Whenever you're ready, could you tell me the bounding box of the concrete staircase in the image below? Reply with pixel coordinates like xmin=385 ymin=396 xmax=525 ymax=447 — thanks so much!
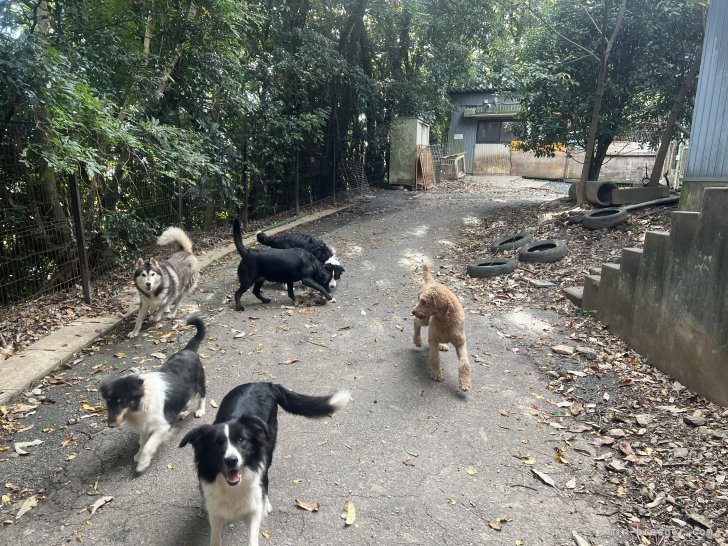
xmin=569 ymin=187 xmax=728 ymax=406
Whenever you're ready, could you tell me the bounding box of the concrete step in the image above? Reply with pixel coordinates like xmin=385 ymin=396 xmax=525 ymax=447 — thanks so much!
xmin=582 ymin=274 xmax=601 ymax=314
xmin=643 ymin=231 xmax=671 ymax=257
xmin=562 ymin=286 xmax=583 ymax=306
xmin=620 ymin=247 xmax=644 ymax=282
xmin=671 ymin=211 xmax=699 ymax=254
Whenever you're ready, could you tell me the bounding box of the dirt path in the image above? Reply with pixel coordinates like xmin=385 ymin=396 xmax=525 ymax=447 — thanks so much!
xmin=1 ymin=179 xmax=617 ymax=545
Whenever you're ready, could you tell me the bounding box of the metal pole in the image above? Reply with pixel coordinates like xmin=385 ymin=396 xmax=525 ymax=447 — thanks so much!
xmin=332 ymin=138 xmax=336 ymax=206
xmin=69 ymin=172 xmax=91 ymax=304
xmin=242 ymin=136 xmax=249 ymax=230
xmin=295 ymin=150 xmax=300 ymax=215
xmin=177 ymin=178 xmax=183 ymax=227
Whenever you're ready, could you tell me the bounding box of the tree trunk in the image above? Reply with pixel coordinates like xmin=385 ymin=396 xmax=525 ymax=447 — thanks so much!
xmin=576 ymin=0 xmax=626 ymax=207
xmin=648 ymin=41 xmax=702 ymax=187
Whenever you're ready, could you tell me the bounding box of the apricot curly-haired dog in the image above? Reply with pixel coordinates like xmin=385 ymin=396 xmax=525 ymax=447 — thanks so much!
xmin=412 ymin=264 xmax=472 ymax=392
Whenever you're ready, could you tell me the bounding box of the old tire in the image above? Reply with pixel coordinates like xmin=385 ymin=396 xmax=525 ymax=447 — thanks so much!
xmin=490 ymin=231 xmax=533 ymax=253
xmin=466 ymin=258 xmax=518 ymax=278
xmin=582 ymin=207 xmax=628 ymax=229
xmin=518 ymin=239 xmax=567 ymax=263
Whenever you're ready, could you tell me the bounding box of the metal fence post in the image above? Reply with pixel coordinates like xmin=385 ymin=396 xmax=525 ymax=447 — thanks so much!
xmin=295 ymin=150 xmax=300 ymax=215
xmin=242 ymin=136 xmax=249 ymax=230
xmin=332 ymin=139 xmax=336 ymax=206
xmin=177 ymin=178 xmax=184 ymax=227
xmin=69 ymin=172 xmax=91 ymax=304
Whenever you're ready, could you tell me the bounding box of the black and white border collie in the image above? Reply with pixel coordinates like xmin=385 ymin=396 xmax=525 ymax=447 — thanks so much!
xmin=100 ymin=315 xmax=207 ymax=473
xmin=179 ymin=382 xmax=350 ymax=546
xmin=234 ymin=219 xmax=334 ymax=310
xmin=256 ymin=230 xmax=345 ymax=288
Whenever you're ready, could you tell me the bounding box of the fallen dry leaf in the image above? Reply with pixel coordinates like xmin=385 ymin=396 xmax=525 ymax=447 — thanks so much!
xmin=341 ymin=500 xmax=356 ymax=526
xmin=279 ymin=359 xmax=299 ymax=366
xmin=88 ymin=496 xmax=113 ymax=516
xmin=294 ymin=499 xmax=320 ymax=512
xmin=14 ymin=439 xmax=43 ymax=455
xmin=531 ymin=468 xmax=556 ymax=488
xmin=15 ymin=495 xmax=38 ymax=519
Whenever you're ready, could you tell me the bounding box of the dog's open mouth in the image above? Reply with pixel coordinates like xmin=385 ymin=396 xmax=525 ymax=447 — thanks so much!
xmin=225 ymin=468 xmax=242 ymax=486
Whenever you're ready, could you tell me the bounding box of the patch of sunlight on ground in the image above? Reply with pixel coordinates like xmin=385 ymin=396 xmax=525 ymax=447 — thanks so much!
xmin=399 ymin=249 xmax=430 ymax=272
xmin=344 ymin=244 xmax=363 ymax=257
xmin=504 ymin=310 xmax=552 ymax=334
xmin=408 ymin=225 xmax=429 ymax=237
xmin=462 ymin=215 xmax=480 ymax=226
xmin=437 ymin=239 xmax=456 ymax=246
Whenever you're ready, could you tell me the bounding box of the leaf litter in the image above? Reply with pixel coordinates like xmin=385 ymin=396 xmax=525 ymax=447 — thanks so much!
xmin=442 ymin=184 xmax=726 ymax=543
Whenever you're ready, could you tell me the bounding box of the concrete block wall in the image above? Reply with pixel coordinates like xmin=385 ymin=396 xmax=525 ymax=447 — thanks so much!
xmin=581 ymin=187 xmax=728 ymax=406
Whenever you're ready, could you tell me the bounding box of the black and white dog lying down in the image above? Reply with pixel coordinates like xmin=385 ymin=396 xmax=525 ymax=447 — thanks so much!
xmin=179 ymin=382 xmax=350 ymax=546
xmin=233 ymin=219 xmax=333 ymax=310
xmin=100 ymin=315 xmax=207 ymax=473
xmin=256 ymin=230 xmax=344 ymax=288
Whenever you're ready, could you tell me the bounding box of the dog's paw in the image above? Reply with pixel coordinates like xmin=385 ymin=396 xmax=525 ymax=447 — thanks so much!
xmin=413 ymin=335 xmax=422 ymax=347
xmin=459 ymin=378 xmax=471 ymax=392
xmin=264 ymin=496 xmax=272 ymax=516
xmin=135 ymin=458 xmax=151 ymax=473
xmin=128 ymin=330 xmax=139 ymax=338
xmin=133 ymin=451 xmax=141 ymax=463
xmin=261 ymin=298 xmax=271 ymax=304
xmin=178 ymin=410 xmax=190 ymax=420
xmin=430 ymin=370 xmax=444 ymax=382
xmin=438 ymin=343 xmax=449 ymax=352
xmin=194 ymin=407 xmax=205 ymax=418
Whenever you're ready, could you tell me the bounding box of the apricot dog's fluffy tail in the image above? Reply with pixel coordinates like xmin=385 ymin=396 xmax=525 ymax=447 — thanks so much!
xmin=423 ymin=263 xmax=435 ymax=284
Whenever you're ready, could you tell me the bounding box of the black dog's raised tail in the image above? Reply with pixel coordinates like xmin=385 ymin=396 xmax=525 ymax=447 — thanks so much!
xmin=184 ymin=315 xmax=206 ymax=352
xmin=272 ymin=384 xmax=350 ymax=417
xmin=233 ymin=218 xmax=247 ymax=257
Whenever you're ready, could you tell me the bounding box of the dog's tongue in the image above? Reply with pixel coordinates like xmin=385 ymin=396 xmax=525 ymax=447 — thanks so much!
xmin=226 ymin=468 xmax=241 ymax=485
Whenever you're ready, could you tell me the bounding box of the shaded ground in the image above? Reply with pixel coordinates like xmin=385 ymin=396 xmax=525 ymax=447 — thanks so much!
xmin=1 ymin=175 xmax=725 ymax=545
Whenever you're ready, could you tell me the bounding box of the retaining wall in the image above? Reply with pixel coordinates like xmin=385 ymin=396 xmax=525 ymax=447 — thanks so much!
xmin=581 ymin=187 xmax=728 ymax=406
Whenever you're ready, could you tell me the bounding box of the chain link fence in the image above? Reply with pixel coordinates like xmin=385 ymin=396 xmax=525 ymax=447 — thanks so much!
xmin=0 ymin=123 xmax=372 ymax=307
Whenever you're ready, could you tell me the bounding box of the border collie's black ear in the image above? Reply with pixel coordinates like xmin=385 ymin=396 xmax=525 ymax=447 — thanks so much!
xmin=239 ymin=414 xmax=270 ymax=440
xmin=129 ymin=376 xmax=145 ymax=398
xmin=179 ymin=425 xmax=208 ymax=448
xmin=99 ymin=381 xmax=111 ymax=399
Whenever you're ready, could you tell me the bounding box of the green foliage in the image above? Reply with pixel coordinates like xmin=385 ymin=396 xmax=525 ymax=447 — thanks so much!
xmin=498 ymin=0 xmax=704 ymax=169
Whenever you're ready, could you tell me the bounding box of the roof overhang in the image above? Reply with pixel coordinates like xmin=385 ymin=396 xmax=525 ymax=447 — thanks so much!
xmin=463 ymin=104 xmax=520 ymax=119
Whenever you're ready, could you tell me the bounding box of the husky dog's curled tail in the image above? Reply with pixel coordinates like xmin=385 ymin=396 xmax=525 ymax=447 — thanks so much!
xmin=423 ymin=263 xmax=435 ymax=285
xmin=184 ymin=315 xmax=206 ymax=352
xmin=157 ymin=227 xmax=193 ymax=254
xmin=271 ymin=383 xmax=350 ymax=418
xmin=233 ymin=218 xmax=247 ymax=257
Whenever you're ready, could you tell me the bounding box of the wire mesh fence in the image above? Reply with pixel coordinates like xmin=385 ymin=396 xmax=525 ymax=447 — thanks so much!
xmin=0 ymin=123 xmax=372 ymax=307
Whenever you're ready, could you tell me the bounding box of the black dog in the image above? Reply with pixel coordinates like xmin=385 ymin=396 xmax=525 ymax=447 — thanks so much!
xmin=233 ymin=219 xmax=333 ymax=311
xmin=179 ymin=382 xmax=350 ymax=546
xmin=100 ymin=315 xmax=207 ymax=472
xmin=256 ymin=231 xmax=345 ymax=288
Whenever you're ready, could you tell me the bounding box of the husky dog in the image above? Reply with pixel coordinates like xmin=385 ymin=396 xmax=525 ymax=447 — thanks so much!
xmin=180 ymin=382 xmax=350 ymax=546
xmin=101 ymin=315 xmax=207 ymax=473
xmin=129 ymin=227 xmax=199 ymax=338
xmin=256 ymin=231 xmax=345 ymax=288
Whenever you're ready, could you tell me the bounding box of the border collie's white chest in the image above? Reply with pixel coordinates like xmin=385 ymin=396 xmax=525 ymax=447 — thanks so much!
xmin=201 ymin=469 xmax=263 ymax=521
